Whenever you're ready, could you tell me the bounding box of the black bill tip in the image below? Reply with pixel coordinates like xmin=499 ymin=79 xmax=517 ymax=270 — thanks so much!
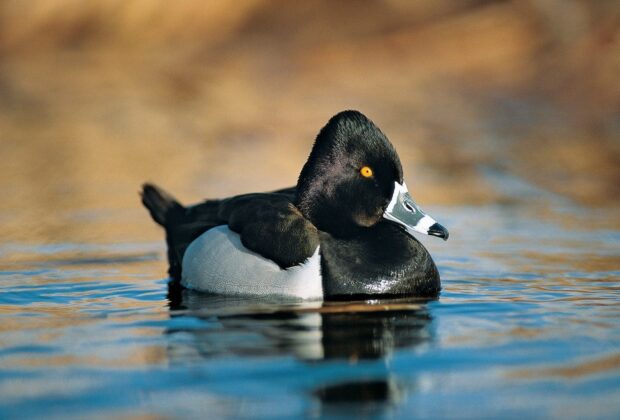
xmin=428 ymin=223 xmax=449 ymax=241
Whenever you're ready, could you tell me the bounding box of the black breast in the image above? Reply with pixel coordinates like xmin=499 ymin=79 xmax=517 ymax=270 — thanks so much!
xmin=318 ymin=222 xmax=440 ymax=300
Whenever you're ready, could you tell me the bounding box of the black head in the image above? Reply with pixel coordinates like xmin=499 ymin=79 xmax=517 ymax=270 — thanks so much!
xmin=296 ymin=110 xmax=449 ymax=241
xmin=296 ymin=111 xmax=403 ymax=237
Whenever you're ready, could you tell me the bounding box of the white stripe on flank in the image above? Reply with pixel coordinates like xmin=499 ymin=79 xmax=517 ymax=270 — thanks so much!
xmin=181 ymin=225 xmax=323 ymax=300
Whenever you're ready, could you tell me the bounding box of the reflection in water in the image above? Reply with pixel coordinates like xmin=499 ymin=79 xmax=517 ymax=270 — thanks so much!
xmin=315 ymin=379 xmax=403 ymax=418
xmin=170 ymin=290 xmax=434 ymax=414
xmin=320 ymin=308 xmax=431 ymax=360
xmin=316 ymin=308 xmax=431 ymax=416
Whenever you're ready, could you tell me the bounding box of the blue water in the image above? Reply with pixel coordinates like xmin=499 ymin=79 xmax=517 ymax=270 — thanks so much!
xmin=1 ymin=204 xmax=619 ymax=419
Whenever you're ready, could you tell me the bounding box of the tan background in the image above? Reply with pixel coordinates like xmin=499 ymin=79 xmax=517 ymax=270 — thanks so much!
xmin=1 ymin=0 xmax=618 ymax=242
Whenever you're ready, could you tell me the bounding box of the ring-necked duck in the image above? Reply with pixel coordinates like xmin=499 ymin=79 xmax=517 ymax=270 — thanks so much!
xmin=142 ymin=110 xmax=448 ymax=300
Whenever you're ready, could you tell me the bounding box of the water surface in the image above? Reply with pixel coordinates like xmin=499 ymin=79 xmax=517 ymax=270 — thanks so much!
xmin=0 ymin=202 xmax=619 ymax=419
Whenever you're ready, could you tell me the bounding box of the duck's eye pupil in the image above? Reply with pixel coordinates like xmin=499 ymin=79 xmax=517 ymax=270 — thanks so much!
xmin=360 ymin=166 xmax=373 ymax=178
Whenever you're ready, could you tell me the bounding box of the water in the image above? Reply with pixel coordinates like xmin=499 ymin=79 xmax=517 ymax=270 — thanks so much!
xmin=1 ymin=202 xmax=619 ymax=419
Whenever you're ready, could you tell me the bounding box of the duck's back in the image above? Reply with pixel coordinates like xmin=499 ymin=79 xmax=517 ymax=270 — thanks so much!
xmin=141 ymin=184 xmax=319 ymax=279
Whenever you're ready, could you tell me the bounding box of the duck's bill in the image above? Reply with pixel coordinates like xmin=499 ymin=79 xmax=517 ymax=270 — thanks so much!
xmin=383 ymin=182 xmax=449 ymax=241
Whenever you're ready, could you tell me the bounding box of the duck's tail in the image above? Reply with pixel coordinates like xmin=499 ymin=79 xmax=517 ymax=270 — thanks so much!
xmin=140 ymin=183 xmax=183 ymax=227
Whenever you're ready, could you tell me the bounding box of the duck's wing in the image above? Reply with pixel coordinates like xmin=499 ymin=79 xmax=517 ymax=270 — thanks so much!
xmin=141 ymin=184 xmax=318 ymax=279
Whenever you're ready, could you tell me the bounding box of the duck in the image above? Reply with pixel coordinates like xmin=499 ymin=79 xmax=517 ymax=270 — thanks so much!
xmin=141 ymin=110 xmax=448 ymax=300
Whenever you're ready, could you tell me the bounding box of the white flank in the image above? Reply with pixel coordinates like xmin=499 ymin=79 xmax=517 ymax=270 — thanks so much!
xmin=181 ymin=225 xmax=323 ymax=300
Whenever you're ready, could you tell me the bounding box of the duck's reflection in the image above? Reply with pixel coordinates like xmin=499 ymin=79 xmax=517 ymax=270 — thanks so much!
xmin=166 ymin=287 xmax=434 ymax=415
xmin=320 ymin=308 xmax=432 ymax=359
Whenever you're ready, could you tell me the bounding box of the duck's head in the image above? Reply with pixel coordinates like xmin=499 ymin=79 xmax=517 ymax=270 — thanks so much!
xmin=296 ymin=110 xmax=448 ymax=241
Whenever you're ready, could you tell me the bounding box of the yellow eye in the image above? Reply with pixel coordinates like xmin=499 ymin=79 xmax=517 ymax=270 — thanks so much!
xmin=360 ymin=166 xmax=373 ymax=178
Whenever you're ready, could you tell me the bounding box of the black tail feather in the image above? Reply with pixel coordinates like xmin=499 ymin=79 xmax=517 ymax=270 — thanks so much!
xmin=141 ymin=183 xmax=183 ymax=227
xmin=140 ymin=183 xmax=225 ymax=280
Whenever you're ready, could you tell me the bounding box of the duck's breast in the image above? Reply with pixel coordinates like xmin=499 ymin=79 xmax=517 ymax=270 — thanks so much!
xmin=181 ymin=225 xmax=323 ymax=299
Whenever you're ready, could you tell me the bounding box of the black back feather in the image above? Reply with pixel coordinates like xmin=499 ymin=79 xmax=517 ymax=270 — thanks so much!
xmin=140 ymin=183 xmax=318 ymax=279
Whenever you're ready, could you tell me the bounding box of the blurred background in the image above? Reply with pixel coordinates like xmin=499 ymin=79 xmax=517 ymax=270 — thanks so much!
xmin=1 ymin=0 xmax=618 ymax=243
xmin=1 ymin=5 xmax=619 ymax=417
